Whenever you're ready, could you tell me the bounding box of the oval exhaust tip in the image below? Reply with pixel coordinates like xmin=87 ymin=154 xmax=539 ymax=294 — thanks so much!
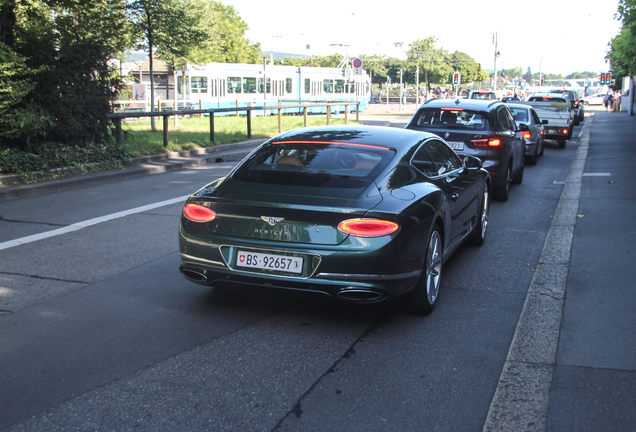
xmin=337 ymin=288 xmax=386 ymax=302
xmin=180 ymin=268 xmax=208 ymax=283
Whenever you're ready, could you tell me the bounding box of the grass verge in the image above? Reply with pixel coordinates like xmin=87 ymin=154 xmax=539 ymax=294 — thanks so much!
xmin=121 ymin=114 xmax=359 ymax=155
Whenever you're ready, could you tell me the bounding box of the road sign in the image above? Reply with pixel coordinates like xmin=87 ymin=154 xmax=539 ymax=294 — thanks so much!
xmin=353 ymin=58 xmax=362 ymax=69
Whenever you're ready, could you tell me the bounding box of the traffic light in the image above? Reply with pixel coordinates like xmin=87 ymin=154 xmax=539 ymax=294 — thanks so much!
xmin=607 ymin=72 xmax=612 ymax=85
xmin=540 ymin=75 xmax=544 ymax=86
xmin=600 ymin=73 xmax=606 ymax=85
xmin=453 ymin=72 xmax=461 ymax=85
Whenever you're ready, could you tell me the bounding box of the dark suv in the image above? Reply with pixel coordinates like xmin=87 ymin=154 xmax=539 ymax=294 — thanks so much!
xmin=406 ymin=99 xmax=525 ymax=201
xmin=549 ymin=89 xmax=584 ymax=125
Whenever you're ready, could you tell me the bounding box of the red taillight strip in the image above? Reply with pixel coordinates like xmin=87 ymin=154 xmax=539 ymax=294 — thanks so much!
xmin=338 ymin=219 xmax=399 ymax=237
xmin=272 ymin=141 xmax=391 ymax=151
xmin=441 ymin=107 xmax=464 ymax=111
xmin=183 ymin=204 xmax=216 ymax=222
xmin=471 ymin=137 xmax=501 ymax=147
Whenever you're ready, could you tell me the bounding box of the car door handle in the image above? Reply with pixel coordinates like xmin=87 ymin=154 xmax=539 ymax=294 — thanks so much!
xmin=451 ymin=193 xmax=459 ymax=201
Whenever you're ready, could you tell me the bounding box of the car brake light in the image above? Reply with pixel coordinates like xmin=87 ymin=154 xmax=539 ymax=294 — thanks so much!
xmin=183 ymin=204 xmax=216 ymax=222
xmin=471 ymin=137 xmax=501 ymax=147
xmin=559 ymin=129 xmax=569 ymax=135
xmin=338 ymin=219 xmax=399 ymax=237
xmin=441 ymin=107 xmax=464 ymax=111
xmin=521 ymin=131 xmax=531 ymax=139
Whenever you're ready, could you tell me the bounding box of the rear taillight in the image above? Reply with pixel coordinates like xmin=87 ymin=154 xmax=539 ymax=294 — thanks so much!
xmin=471 ymin=137 xmax=502 ymax=147
xmin=559 ymin=129 xmax=569 ymax=135
xmin=338 ymin=219 xmax=399 ymax=237
xmin=183 ymin=204 xmax=216 ymax=222
xmin=521 ymin=131 xmax=531 ymax=140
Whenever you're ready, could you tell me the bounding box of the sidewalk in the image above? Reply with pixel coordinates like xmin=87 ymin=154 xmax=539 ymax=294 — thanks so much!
xmin=546 ymin=110 xmax=636 ymax=430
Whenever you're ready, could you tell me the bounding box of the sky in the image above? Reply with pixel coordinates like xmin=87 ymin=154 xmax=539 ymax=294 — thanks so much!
xmin=223 ymin=0 xmax=621 ymax=76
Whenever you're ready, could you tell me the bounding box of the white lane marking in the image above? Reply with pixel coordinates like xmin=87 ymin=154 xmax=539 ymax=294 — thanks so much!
xmin=0 ymin=195 xmax=191 ymax=252
xmin=583 ymin=172 xmax=611 ymax=176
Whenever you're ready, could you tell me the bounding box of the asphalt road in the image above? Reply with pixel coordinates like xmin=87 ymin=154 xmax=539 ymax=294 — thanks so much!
xmin=0 ymin=109 xmax=633 ymax=431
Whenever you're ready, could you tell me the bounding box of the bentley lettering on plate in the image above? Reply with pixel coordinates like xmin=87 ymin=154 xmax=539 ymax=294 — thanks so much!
xmin=237 ymin=251 xmax=303 ymax=274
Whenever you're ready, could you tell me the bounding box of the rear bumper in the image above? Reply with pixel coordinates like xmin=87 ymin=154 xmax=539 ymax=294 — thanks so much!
xmin=179 ymin=255 xmax=419 ymax=303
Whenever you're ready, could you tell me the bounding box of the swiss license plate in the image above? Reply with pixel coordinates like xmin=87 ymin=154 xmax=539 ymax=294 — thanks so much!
xmin=447 ymin=141 xmax=464 ymax=151
xmin=236 ymin=250 xmax=303 ymax=274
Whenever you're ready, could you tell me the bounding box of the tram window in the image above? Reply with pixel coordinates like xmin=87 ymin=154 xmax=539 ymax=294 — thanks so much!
xmin=177 ymin=76 xmax=188 ymax=94
xmin=304 ymin=78 xmax=310 ymax=94
xmin=191 ymin=76 xmax=208 ymax=93
xmin=286 ymin=78 xmax=292 ymax=93
xmin=324 ymin=79 xmax=334 ymax=93
xmin=243 ymin=77 xmax=257 ymax=93
xmin=258 ymin=78 xmax=271 ymax=93
xmin=335 ymin=80 xmax=344 ymax=94
xmin=228 ymin=77 xmax=241 ymax=94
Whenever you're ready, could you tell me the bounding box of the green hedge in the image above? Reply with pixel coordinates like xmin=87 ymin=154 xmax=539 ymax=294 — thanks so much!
xmin=0 ymin=143 xmax=135 ymax=179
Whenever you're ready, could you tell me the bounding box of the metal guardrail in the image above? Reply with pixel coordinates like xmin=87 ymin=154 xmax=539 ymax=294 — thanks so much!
xmin=106 ymin=102 xmax=360 ymax=147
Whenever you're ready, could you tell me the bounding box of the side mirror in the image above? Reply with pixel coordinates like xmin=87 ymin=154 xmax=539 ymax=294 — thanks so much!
xmin=542 ymin=119 xmax=549 ymax=125
xmin=518 ymin=123 xmax=530 ymax=132
xmin=463 ymin=155 xmax=483 ymax=169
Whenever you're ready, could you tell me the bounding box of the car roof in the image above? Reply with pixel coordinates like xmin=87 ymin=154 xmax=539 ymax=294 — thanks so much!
xmin=505 ymin=103 xmax=532 ymax=110
xmin=419 ymin=98 xmax=502 ymax=111
xmin=271 ymin=125 xmax=439 ymax=153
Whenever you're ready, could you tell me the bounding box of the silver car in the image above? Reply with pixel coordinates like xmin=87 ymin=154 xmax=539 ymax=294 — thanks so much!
xmin=506 ymin=103 xmax=546 ymax=165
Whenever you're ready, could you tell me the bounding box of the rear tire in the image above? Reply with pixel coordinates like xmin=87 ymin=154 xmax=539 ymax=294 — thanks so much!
xmin=469 ymin=182 xmax=489 ymax=246
xmin=512 ymin=161 xmax=524 ymax=185
xmin=399 ymin=226 xmax=443 ymax=315
xmin=493 ymin=164 xmax=511 ymax=201
xmin=527 ymin=147 xmax=538 ymax=165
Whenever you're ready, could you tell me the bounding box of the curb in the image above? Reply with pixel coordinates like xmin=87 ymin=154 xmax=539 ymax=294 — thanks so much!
xmin=0 ymin=139 xmax=267 ymax=203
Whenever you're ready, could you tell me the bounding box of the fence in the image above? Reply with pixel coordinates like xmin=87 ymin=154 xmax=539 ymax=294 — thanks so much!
xmin=106 ymin=102 xmax=360 ymax=147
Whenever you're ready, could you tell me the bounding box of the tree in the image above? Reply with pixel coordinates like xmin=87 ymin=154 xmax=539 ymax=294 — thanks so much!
xmin=2 ymin=0 xmax=131 ymax=149
xmin=128 ymin=0 xmax=216 ymax=130
xmin=190 ymin=2 xmax=260 ymax=64
xmin=406 ymin=37 xmax=452 ymax=92
xmin=607 ymin=0 xmax=636 ymax=77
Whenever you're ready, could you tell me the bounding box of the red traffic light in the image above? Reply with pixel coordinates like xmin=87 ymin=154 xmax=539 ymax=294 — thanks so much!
xmin=600 ymin=73 xmax=606 ymax=85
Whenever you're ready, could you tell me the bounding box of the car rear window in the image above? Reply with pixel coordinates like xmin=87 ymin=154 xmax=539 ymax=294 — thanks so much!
xmin=508 ymin=107 xmax=529 ymax=122
xmin=529 ymin=96 xmax=568 ymax=103
xmin=413 ymin=108 xmax=491 ymax=131
xmin=230 ymin=142 xmax=395 ymax=189
xmin=470 ymin=92 xmax=497 ymax=100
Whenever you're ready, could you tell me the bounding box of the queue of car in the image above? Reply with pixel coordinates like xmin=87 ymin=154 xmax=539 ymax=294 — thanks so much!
xmin=177 ymin=87 xmax=584 ymax=316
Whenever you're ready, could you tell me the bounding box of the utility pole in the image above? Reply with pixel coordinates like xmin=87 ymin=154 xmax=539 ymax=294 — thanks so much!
xmin=399 ymin=68 xmax=403 ymax=112
xmin=493 ymin=32 xmax=499 ymax=92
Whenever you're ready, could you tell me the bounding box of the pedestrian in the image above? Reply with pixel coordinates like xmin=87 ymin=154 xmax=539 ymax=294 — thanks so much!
xmin=603 ymin=93 xmax=610 ymax=111
xmin=615 ymin=90 xmax=622 ymax=112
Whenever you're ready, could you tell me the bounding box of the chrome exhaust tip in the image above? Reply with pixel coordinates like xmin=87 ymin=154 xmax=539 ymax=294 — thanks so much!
xmin=180 ymin=268 xmax=208 ymax=283
xmin=337 ymin=287 xmax=386 ymax=302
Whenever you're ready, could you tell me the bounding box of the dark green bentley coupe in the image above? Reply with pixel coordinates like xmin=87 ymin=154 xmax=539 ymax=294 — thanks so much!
xmin=179 ymin=126 xmax=490 ymax=314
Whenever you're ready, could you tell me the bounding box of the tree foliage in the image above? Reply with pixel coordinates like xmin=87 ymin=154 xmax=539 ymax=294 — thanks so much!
xmin=189 ymin=2 xmax=261 ymax=64
xmin=1 ymin=0 xmax=130 ymax=150
xmin=607 ymin=0 xmax=636 ymax=77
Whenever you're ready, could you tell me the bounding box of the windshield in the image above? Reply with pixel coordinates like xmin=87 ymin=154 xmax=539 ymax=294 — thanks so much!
xmin=231 ymin=142 xmax=395 ymax=189
xmin=414 ymin=108 xmax=491 ymax=131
